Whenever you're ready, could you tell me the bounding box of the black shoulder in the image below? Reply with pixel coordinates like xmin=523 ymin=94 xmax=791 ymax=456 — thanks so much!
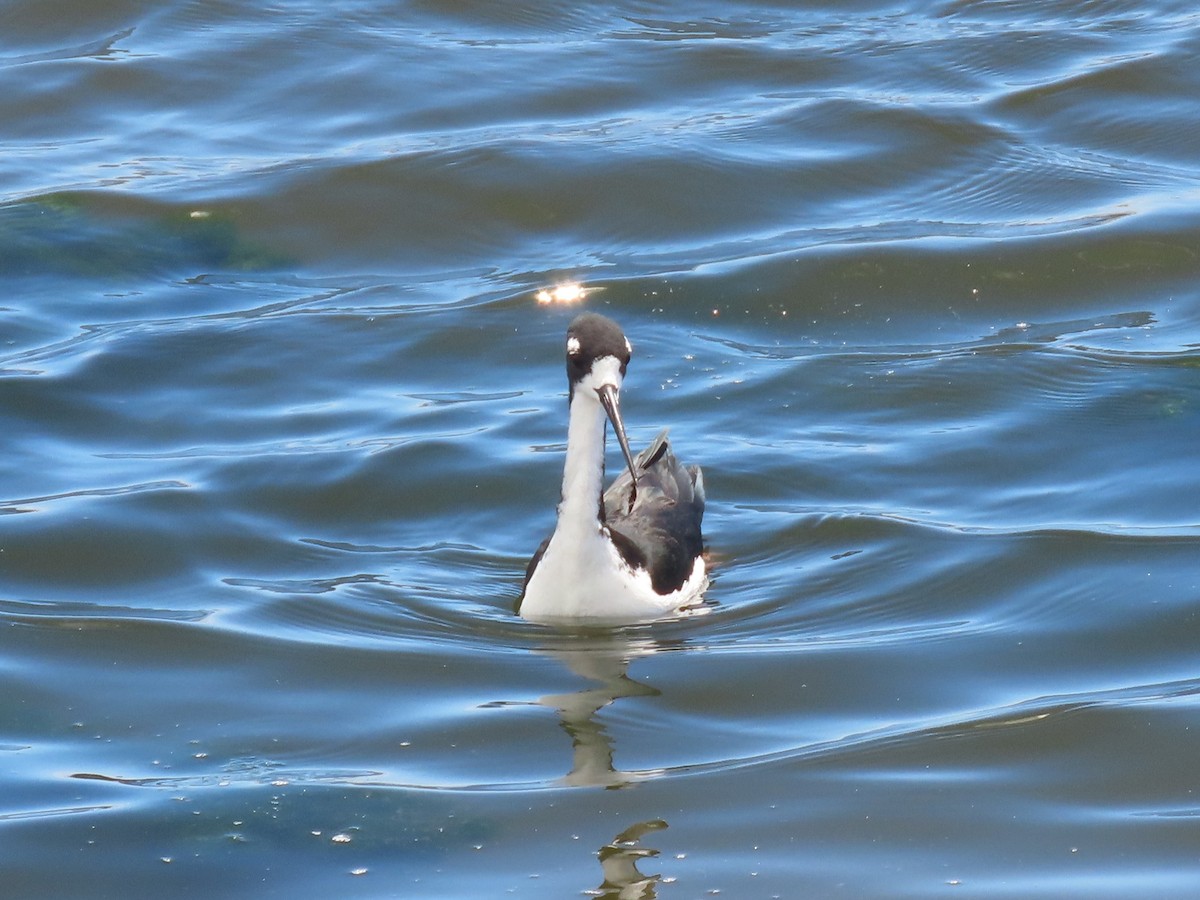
xmin=606 ymin=526 xmax=649 ymax=575
xmin=516 ymin=534 xmax=552 ymax=613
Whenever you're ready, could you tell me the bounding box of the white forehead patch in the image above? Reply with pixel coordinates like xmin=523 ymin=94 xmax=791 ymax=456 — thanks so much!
xmin=567 ymin=335 xmax=581 ymax=355
xmin=589 ymin=354 xmax=625 ymax=388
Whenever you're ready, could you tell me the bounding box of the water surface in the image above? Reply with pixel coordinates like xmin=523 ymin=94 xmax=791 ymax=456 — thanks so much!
xmin=3 ymin=0 xmax=1200 ymax=896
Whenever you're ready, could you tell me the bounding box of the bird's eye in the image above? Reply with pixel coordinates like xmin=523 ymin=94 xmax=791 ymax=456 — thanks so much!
xmin=567 ymin=336 xmax=582 ymax=356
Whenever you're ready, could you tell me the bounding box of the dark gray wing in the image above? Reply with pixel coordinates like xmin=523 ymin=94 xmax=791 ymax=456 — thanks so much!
xmin=603 ymin=429 xmax=705 ymax=595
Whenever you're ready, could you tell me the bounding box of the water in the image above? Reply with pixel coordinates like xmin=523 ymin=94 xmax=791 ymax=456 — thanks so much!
xmin=3 ymin=0 xmax=1200 ymax=895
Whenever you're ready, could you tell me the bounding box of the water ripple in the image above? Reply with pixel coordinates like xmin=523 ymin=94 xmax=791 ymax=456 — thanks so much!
xmin=5 ymin=0 xmax=1200 ymax=894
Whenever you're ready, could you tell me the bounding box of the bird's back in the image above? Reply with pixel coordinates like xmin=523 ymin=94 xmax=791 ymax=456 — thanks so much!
xmin=604 ymin=429 xmax=705 ymax=595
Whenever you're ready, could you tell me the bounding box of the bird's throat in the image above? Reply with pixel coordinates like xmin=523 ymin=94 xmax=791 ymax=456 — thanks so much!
xmin=558 ymin=393 xmax=607 ymax=530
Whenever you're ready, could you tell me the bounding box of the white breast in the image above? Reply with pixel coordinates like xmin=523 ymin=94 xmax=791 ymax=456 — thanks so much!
xmin=520 ymin=522 xmax=707 ymax=624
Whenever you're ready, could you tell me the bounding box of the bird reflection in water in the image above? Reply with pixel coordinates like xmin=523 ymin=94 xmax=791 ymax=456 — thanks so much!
xmin=533 ymin=631 xmax=681 ymax=894
xmin=536 ymin=630 xmax=669 ymax=788
xmin=588 ymin=819 xmax=670 ymax=900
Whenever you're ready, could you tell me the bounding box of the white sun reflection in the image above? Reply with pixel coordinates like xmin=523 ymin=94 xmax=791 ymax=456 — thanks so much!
xmin=535 ymin=282 xmax=596 ymax=305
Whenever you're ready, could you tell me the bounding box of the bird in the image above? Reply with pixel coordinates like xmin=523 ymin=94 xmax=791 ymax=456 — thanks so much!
xmin=518 ymin=312 xmax=707 ymax=623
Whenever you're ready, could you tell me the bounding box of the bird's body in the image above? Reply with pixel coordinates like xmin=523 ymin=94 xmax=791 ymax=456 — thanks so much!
xmin=518 ymin=313 xmax=707 ymax=623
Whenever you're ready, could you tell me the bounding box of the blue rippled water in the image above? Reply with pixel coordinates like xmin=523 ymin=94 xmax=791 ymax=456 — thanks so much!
xmin=3 ymin=1 xmax=1200 ymax=896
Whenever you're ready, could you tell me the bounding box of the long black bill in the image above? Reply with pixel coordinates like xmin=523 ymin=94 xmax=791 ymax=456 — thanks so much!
xmin=596 ymin=383 xmax=639 ymax=504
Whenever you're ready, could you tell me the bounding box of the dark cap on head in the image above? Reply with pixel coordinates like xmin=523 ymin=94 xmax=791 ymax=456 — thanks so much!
xmin=565 ymin=313 xmax=632 ymax=385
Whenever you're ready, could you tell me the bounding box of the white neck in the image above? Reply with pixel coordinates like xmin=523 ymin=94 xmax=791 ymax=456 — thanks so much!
xmin=558 ymin=389 xmax=607 ymax=529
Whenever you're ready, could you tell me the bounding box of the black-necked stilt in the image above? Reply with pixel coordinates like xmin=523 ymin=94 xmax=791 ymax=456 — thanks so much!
xmin=518 ymin=313 xmax=707 ymax=622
